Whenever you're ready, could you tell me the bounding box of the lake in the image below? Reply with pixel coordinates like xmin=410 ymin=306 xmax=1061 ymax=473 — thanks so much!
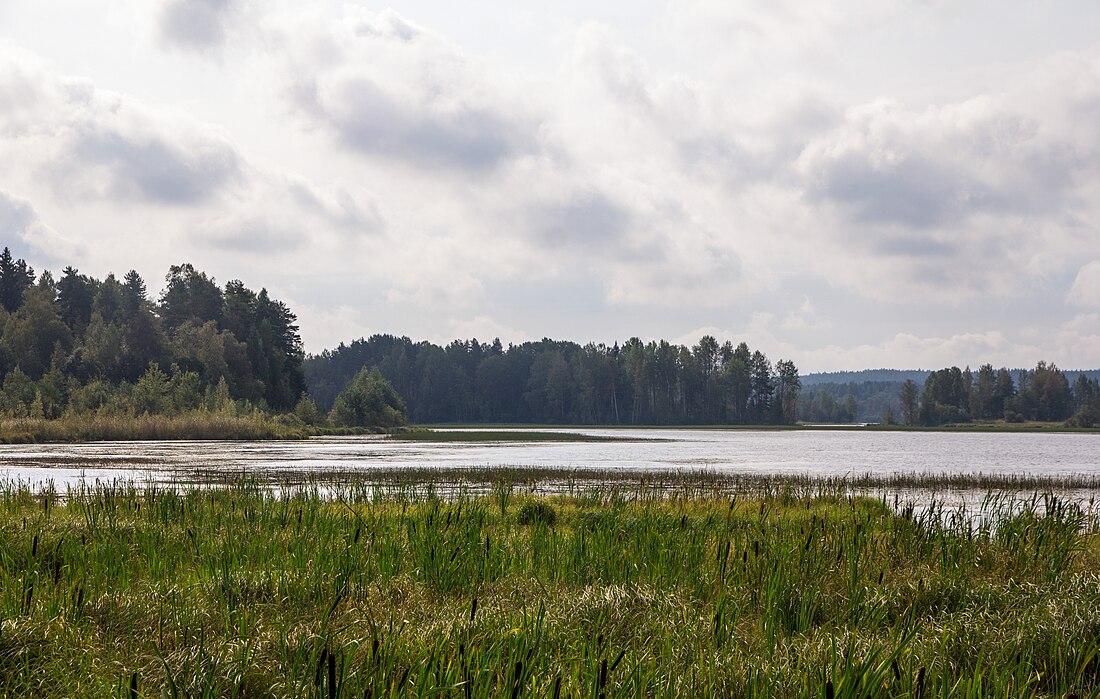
xmin=2 ymin=428 xmax=1098 ymax=502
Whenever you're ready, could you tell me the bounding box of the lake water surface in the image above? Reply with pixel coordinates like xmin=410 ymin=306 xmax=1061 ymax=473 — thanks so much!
xmin=1 ymin=429 xmax=1097 ymax=494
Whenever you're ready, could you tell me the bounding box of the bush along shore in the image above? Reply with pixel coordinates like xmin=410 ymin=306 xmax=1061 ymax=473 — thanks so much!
xmin=2 ymin=482 xmax=1099 ymax=696
xmin=0 ymin=418 xmax=619 ymax=444
xmin=0 ymin=413 xmax=313 ymax=443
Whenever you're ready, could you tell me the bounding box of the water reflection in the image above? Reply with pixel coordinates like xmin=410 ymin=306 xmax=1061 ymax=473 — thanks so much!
xmin=1 ymin=429 xmax=1098 ymax=508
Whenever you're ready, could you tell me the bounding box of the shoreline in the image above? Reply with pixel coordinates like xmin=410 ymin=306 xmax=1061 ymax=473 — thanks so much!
xmin=2 ymin=417 xmax=1097 ymax=444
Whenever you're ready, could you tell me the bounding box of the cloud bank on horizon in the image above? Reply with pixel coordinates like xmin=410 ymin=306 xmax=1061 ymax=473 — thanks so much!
xmin=0 ymin=0 xmax=1098 ymax=372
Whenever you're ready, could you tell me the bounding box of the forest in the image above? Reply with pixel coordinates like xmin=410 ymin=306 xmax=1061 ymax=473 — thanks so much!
xmin=899 ymin=363 xmax=1100 ymax=427
xmin=0 ymin=246 xmax=803 ymax=429
xmin=0 ymin=248 xmax=306 ymax=420
xmin=4 ymin=243 xmax=1097 ymax=430
xmin=304 ymin=334 xmax=802 ymax=425
xmin=798 ymin=380 xmax=907 ymax=423
xmin=797 ymin=366 xmax=1100 ymax=426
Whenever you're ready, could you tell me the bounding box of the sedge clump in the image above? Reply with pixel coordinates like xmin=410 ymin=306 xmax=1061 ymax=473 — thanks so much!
xmin=515 ymin=501 xmax=557 ymax=526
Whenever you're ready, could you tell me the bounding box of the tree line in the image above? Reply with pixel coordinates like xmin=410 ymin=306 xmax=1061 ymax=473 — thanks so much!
xmin=895 ymin=362 xmax=1100 ymax=427
xmin=8 ymin=240 xmax=1094 ymax=430
xmin=797 ymin=381 xmax=904 ymax=424
xmin=0 ymin=248 xmax=306 ymax=419
xmin=303 ymin=334 xmax=802 ymax=425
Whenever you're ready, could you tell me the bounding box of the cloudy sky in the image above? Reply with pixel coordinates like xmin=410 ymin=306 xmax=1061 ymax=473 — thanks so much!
xmin=1 ymin=1 xmax=1099 ymax=371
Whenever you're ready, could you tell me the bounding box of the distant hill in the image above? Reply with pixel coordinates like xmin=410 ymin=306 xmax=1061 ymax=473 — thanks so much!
xmin=801 ymin=368 xmax=1100 ymax=385
xmin=800 ymin=369 xmax=931 ymax=386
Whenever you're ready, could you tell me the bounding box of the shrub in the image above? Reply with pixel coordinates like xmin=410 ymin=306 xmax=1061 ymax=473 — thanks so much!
xmin=329 ymin=368 xmax=407 ymax=428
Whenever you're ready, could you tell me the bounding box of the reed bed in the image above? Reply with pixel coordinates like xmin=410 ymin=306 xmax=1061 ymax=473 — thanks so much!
xmin=1 ymin=481 xmax=1099 ymax=697
xmin=173 ymin=463 xmax=1100 ymax=500
xmin=0 ymin=414 xmax=310 ymax=443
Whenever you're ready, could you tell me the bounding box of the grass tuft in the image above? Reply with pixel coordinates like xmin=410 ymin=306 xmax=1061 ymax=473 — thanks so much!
xmin=515 ymin=501 xmax=558 ymax=527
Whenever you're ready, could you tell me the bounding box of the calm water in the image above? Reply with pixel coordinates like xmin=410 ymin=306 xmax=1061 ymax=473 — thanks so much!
xmin=1 ymin=428 xmax=1097 ymax=492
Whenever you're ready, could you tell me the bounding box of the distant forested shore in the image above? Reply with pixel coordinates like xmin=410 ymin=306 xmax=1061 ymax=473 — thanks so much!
xmin=304 ymin=337 xmax=1100 ymax=429
xmin=1 ymin=246 xmax=1097 ymax=438
xmin=800 ymin=366 xmax=1100 ymax=427
xmin=304 ymin=334 xmax=797 ymax=426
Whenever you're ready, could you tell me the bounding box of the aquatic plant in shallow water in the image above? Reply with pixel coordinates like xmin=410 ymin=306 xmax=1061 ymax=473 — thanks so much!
xmin=0 ymin=481 xmax=1098 ymax=696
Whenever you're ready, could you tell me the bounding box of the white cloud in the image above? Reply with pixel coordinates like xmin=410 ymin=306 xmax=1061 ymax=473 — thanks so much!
xmin=193 ymin=171 xmax=384 ymax=256
xmin=782 ymin=297 xmax=824 ymax=331
xmin=786 ymin=51 xmax=1100 ymax=301
xmin=444 ymin=315 xmax=532 ymax=347
xmin=0 ymin=189 xmax=85 ymax=263
xmin=1068 ymin=261 xmax=1100 ymax=308
xmin=292 ymin=303 xmax=373 ymax=355
xmin=0 ymin=48 xmax=242 ymax=205
xmin=796 ymin=331 xmax=1027 ymax=373
xmin=0 ymin=43 xmax=387 ymax=276
xmin=697 ymin=311 xmax=1100 ymax=373
xmin=1 ymin=1 xmax=1099 ymax=369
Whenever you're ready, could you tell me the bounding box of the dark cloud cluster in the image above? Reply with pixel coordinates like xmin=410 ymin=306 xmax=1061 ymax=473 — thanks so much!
xmin=277 ymin=9 xmax=541 ymax=173
xmin=64 ymin=123 xmax=242 ymax=204
xmin=293 ymin=75 xmax=528 ymax=171
xmin=531 ymin=192 xmax=631 ymax=250
xmin=198 ymin=216 xmax=305 ymax=253
xmin=795 ymin=101 xmax=1084 ymax=234
xmin=803 ymin=150 xmax=986 ymax=229
xmin=158 ymin=0 xmax=239 ymax=53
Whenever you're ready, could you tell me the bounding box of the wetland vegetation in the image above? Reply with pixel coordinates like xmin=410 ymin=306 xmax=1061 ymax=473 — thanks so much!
xmin=389 ymin=429 xmax=626 ymax=443
xmin=2 ymin=478 xmax=1100 ymax=697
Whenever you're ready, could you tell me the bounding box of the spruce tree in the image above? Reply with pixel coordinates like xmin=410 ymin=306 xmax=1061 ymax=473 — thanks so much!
xmin=0 ymin=247 xmax=35 ymax=313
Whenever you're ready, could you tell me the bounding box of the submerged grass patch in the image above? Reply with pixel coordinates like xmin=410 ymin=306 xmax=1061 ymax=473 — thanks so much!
xmin=389 ymin=429 xmax=628 ymax=443
xmin=1 ymin=481 xmax=1099 ymax=697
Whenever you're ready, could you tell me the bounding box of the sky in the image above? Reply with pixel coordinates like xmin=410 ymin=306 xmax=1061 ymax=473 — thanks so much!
xmin=1 ymin=0 xmax=1099 ymax=372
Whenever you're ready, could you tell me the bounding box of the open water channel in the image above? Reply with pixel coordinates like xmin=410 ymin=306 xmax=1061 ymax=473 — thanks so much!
xmin=1 ymin=429 xmax=1097 ymax=506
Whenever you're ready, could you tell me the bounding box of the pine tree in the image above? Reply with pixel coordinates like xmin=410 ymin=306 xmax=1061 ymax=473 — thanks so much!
xmin=0 ymin=247 xmax=35 ymax=313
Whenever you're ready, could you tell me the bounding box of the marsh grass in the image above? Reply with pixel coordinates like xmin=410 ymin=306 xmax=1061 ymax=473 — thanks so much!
xmin=1 ymin=480 xmax=1099 ymax=697
xmin=0 ymin=414 xmax=310 ymax=443
xmin=172 ymin=463 xmax=1100 ymax=503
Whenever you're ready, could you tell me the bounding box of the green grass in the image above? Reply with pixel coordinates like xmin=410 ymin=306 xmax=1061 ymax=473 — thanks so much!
xmin=2 ymin=481 xmax=1100 ymax=696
